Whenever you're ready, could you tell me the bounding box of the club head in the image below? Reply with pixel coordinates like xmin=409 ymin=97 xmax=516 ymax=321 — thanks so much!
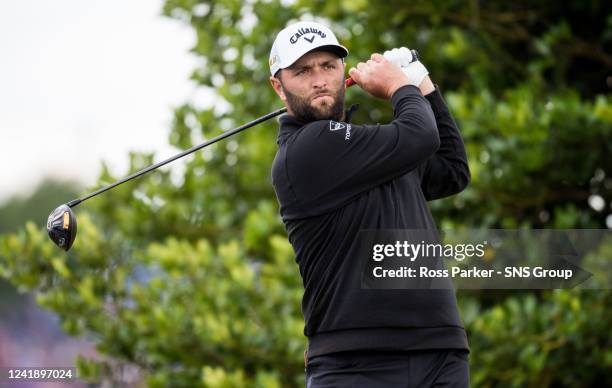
xmin=47 ymin=204 xmax=77 ymax=251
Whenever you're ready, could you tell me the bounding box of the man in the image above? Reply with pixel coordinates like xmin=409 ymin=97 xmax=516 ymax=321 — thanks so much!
xmin=269 ymin=20 xmax=471 ymax=387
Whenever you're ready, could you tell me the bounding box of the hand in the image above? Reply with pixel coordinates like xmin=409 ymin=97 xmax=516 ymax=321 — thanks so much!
xmin=348 ymin=53 xmax=410 ymax=100
xmin=383 ymin=47 xmax=434 ymax=95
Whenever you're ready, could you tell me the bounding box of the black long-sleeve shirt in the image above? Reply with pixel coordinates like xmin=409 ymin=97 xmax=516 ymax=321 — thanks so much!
xmin=271 ymin=84 xmax=470 ymax=357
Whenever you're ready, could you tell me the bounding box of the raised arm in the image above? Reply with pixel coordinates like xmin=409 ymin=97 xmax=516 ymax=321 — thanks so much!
xmin=281 ymin=54 xmax=440 ymax=216
xmin=383 ymin=47 xmax=470 ymax=200
xmin=419 ymin=87 xmax=470 ymax=200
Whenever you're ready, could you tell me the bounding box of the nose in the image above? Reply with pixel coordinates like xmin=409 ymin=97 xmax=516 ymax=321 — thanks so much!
xmin=311 ymin=68 xmax=328 ymax=89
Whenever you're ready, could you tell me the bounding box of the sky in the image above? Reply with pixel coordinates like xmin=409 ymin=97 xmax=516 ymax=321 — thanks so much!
xmin=0 ymin=0 xmax=201 ymax=202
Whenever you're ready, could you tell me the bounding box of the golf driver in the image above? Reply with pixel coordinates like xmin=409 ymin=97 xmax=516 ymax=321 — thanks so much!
xmin=47 ymin=50 xmax=420 ymax=251
xmin=47 ymin=106 xmax=287 ymax=251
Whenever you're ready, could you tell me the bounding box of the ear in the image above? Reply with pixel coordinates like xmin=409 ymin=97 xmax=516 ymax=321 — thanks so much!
xmin=270 ymin=75 xmax=287 ymax=102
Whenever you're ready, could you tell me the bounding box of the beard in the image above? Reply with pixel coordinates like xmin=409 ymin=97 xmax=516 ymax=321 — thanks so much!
xmin=282 ymin=79 xmax=345 ymax=122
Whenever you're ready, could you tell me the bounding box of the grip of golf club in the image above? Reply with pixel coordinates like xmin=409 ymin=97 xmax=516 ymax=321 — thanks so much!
xmin=344 ymin=49 xmax=420 ymax=88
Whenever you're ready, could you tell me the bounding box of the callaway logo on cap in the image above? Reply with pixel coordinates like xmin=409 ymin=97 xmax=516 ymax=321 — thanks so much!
xmin=269 ymin=21 xmax=349 ymax=76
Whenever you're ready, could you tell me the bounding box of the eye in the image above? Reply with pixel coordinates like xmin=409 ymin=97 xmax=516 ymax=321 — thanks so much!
xmin=295 ymin=68 xmax=308 ymax=76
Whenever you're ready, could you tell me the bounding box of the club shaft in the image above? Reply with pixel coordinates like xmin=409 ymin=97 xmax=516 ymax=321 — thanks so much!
xmin=67 ymin=107 xmax=287 ymax=208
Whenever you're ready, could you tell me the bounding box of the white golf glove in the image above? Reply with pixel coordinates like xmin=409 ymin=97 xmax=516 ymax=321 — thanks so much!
xmin=383 ymin=47 xmax=429 ymax=87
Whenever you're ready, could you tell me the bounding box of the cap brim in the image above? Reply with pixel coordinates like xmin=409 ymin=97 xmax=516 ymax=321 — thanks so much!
xmin=278 ymin=44 xmax=349 ymax=71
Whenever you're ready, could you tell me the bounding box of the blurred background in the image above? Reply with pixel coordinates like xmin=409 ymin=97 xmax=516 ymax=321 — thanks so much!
xmin=1 ymin=0 xmax=610 ymax=387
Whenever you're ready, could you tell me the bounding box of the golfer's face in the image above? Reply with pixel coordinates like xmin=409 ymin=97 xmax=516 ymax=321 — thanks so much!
xmin=281 ymin=51 xmax=344 ymax=112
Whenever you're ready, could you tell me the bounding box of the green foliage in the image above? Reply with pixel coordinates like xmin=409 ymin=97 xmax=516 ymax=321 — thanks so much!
xmin=463 ymin=290 xmax=612 ymax=387
xmin=1 ymin=1 xmax=611 ymax=387
xmin=1 ymin=218 xmax=303 ymax=387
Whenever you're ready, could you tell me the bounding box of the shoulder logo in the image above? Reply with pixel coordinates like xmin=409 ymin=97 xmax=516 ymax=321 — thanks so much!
xmin=329 ymin=121 xmax=352 ymax=140
xmin=329 ymin=121 xmax=346 ymax=131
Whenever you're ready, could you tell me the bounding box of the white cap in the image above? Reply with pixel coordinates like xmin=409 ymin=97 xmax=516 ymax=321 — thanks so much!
xmin=269 ymin=21 xmax=348 ymax=77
